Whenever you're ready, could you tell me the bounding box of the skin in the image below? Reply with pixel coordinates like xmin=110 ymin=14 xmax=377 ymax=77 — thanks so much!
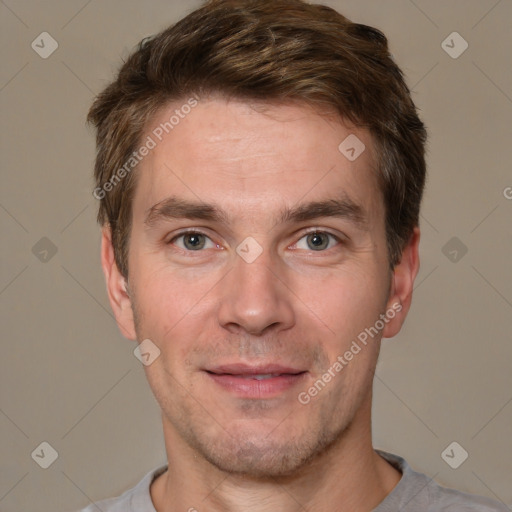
xmin=101 ymin=96 xmax=420 ymax=511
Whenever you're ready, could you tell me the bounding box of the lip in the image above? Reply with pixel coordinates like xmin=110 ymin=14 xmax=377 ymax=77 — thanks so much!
xmin=204 ymin=363 xmax=307 ymax=399
xmin=206 ymin=363 xmax=305 ymax=375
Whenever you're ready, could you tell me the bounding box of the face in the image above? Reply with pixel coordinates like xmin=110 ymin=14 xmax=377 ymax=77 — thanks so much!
xmin=103 ymin=97 xmax=418 ymax=478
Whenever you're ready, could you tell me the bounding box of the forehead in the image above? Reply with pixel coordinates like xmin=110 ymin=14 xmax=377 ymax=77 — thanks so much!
xmin=132 ymin=97 xmax=383 ymax=225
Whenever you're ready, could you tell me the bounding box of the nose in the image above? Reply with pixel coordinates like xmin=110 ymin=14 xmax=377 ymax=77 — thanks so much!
xmin=217 ymin=248 xmax=295 ymax=336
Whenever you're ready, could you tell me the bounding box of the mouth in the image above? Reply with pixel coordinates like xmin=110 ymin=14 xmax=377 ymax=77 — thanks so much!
xmin=204 ymin=364 xmax=308 ymax=398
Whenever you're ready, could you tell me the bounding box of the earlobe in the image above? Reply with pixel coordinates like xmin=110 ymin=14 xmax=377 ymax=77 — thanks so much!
xmin=382 ymin=227 xmax=421 ymax=339
xmin=100 ymin=225 xmax=137 ymax=340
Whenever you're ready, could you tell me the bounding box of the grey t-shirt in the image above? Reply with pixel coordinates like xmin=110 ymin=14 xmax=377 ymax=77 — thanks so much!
xmin=76 ymin=450 xmax=506 ymax=511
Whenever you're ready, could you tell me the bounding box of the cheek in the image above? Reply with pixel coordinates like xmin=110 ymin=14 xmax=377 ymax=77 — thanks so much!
xmin=132 ymin=242 xmax=216 ymax=306
xmin=132 ymin=260 xmax=223 ymax=349
xmin=290 ymin=263 xmax=389 ymax=343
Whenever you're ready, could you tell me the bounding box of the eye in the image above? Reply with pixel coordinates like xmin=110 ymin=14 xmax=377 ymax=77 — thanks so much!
xmin=294 ymin=231 xmax=340 ymax=251
xmin=169 ymin=231 xmax=217 ymax=251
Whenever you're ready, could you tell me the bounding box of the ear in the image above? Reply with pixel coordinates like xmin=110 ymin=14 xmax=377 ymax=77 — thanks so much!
xmin=101 ymin=225 xmax=137 ymax=340
xmin=382 ymin=226 xmax=420 ymax=339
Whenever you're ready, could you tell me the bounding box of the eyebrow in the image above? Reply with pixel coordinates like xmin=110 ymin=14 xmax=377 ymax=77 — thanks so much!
xmin=144 ymin=195 xmax=368 ymax=230
xmin=144 ymin=196 xmax=229 ymax=228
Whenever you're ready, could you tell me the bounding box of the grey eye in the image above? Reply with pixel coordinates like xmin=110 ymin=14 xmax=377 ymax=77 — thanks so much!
xmin=293 ymin=231 xmax=341 ymax=252
xmin=183 ymin=233 xmax=207 ymax=250
xmin=171 ymin=231 xmax=216 ymax=251
xmin=306 ymin=232 xmax=330 ymax=251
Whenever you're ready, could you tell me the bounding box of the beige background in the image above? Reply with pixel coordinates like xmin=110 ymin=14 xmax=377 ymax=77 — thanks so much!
xmin=1 ymin=1 xmax=511 ymax=511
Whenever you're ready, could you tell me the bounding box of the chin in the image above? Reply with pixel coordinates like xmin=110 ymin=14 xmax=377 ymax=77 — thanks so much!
xmin=192 ymin=422 xmax=341 ymax=479
xmin=204 ymin=441 xmax=313 ymax=478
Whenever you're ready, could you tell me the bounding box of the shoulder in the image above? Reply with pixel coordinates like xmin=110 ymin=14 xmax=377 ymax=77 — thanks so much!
xmin=429 ymin=485 xmax=507 ymax=512
xmin=75 ymin=495 xmax=129 ymax=512
xmin=375 ymin=450 xmax=507 ymax=512
xmin=72 ymin=465 xmax=168 ymax=512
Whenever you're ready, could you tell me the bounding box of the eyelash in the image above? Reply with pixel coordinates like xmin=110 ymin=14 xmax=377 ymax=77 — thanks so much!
xmin=168 ymin=229 xmax=219 ymax=251
xmin=167 ymin=228 xmax=344 ymax=252
xmin=292 ymin=228 xmax=342 ymax=251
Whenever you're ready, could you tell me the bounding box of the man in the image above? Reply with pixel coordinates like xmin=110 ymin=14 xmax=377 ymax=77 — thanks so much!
xmin=81 ymin=0 xmax=505 ymax=510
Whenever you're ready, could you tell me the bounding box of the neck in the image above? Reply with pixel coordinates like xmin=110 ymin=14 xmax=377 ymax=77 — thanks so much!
xmin=151 ymin=397 xmax=402 ymax=512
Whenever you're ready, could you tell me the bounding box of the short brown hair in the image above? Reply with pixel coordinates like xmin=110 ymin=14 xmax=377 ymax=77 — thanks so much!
xmin=88 ymin=0 xmax=427 ymax=278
